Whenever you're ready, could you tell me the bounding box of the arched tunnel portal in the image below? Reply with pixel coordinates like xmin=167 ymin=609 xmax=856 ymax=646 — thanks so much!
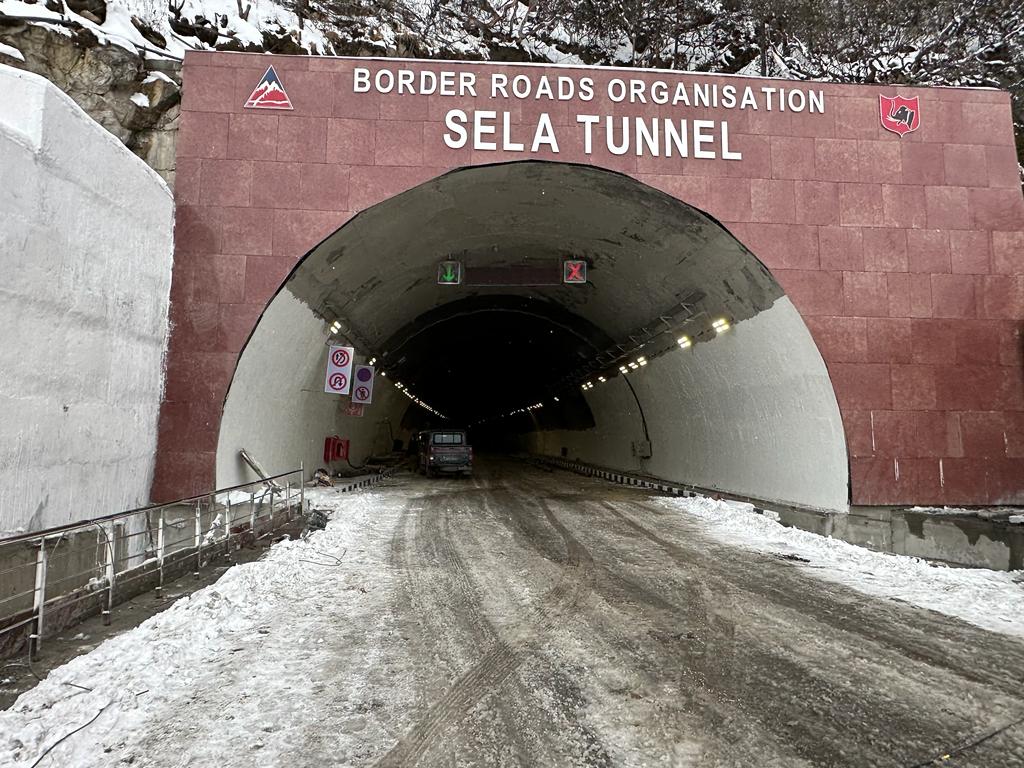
xmin=216 ymin=161 xmax=849 ymax=512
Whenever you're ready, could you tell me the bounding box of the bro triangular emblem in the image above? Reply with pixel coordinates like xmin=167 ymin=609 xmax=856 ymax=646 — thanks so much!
xmin=244 ymin=65 xmax=294 ymax=110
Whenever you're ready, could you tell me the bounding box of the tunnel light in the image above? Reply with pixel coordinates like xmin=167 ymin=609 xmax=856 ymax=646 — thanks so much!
xmin=628 ymin=362 xmax=639 ymax=370
xmin=379 ymin=371 xmax=386 ymax=377
xmin=329 ymin=321 xmax=342 ymax=334
xmin=367 ymin=357 xmax=377 ymax=366
xmin=637 ymin=356 xmax=647 ymax=367
xmin=619 ymin=365 xmax=629 ymax=374
xmin=713 ymin=318 xmax=731 ymax=333
xmin=553 ymin=396 xmax=560 ymax=402
xmin=677 ymin=335 xmax=692 ymax=349
xmin=598 ymin=376 xmax=606 ymax=383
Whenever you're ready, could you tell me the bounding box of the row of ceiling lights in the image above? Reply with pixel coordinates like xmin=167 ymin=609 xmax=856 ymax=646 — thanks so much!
xmin=472 ymin=400 xmax=544 ymax=425
xmin=679 ymin=317 xmax=731 ymax=347
xmin=393 ymin=381 xmax=447 ymax=419
xmin=617 ymin=355 xmax=647 ymax=375
xmin=583 ymin=316 xmax=731 ymax=391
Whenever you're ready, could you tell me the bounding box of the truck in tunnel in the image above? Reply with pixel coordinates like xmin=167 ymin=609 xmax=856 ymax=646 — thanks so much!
xmin=418 ymin=429 xmax=474 ymax=477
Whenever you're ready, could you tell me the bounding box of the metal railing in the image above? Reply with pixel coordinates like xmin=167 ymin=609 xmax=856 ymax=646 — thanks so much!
xmin=0 ymin=468 xmax=305 ymax=660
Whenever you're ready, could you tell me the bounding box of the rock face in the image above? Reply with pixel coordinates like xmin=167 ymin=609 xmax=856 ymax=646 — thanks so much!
xmin=0 ymin=21 xmax=180 ymax=185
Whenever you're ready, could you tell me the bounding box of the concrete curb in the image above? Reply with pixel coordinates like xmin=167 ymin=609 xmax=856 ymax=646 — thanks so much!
xmin=331 ymin=464 xmax=404 ymax=493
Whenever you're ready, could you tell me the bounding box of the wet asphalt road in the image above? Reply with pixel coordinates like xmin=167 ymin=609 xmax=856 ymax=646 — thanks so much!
xmin=358 ymin=459 xmax=1024 ymax=768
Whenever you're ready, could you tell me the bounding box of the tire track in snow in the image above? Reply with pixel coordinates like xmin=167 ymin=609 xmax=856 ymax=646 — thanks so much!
xmin=598 ymin=499 xmax=1024 ymax=766
xmin=382 ymin=484 xmax=528 ymax=766
xmin=375 ymin=487 xmax=595 ymax=768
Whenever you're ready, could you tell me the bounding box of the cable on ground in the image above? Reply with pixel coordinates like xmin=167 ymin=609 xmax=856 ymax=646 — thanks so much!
xmin=906 ymin=714 xmax=1024 ymax=767
xmin=298 ymin=547 xmax=346 ymax=567
xmin=29 ymin=701 xmax=113 ymax=768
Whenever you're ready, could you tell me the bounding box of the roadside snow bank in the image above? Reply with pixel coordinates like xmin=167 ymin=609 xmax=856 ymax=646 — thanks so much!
xmin=657 ymin=495 xmax=1024 ymax=640
xmin=0 ymin=488 xmax=390 ymax=767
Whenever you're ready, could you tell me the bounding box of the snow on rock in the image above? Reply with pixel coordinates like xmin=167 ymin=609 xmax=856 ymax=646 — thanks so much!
xmin=0 ymin=487 xmax=397 ymax=767
xmin=657 ymin=495 xmax=1024 ymax=640
xmin=142 ymin=70 xmax=174 ymax=84
xmin=129 ymin=90 xmax=148 ymax=106
xmin=0 ymin=41 xmax=24 ymax=61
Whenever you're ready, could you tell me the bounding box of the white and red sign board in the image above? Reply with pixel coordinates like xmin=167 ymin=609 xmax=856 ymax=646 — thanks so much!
xmin=351 ymin=365 xmax=375 ymax=405
xmin=344 ymin=402 xmax=365 ymax=417
xmin=324 ymin=345 xmax=354 ymax=395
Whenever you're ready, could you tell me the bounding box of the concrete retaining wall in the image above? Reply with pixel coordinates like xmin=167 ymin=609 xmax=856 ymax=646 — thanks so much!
xmin=0 ymin=65 xmax=174 ymax=535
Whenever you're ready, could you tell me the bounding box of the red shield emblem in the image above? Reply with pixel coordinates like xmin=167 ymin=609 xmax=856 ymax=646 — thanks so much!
xmin=879 ymin=95 xmax=920 ymax=136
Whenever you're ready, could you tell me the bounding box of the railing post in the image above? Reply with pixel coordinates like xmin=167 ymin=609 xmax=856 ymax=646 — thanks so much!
xmin=285 ymin=481 xmax=292 ymax=522
xmin=194 ymin=500 xmax=202 ymax=579
xmin=156 ymin=509 xmax=166 ymax=599
xmin=223 ymin=498 xmax=234 ymax=563
xmin=299 ymin=463 xmax=305 ymax=518
xmin=249 ymin=491 xmax=256 ymax=542
xmin=29 ymin=539 xmax=48 ymax=661
xmin=268 ymin=487 xmax=276 ymax=533
xmin=101 ymin=523 xmax=114 ymax=626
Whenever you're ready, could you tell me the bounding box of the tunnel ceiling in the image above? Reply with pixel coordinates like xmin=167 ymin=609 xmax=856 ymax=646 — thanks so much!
xmin=284 ymin=161 xmax=784 ymax=421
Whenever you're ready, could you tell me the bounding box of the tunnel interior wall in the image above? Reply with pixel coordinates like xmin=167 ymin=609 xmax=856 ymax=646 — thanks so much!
xmin=0 ymin=65 xmax=174 ymax=535
xmin=216 ymin=290 xmax=410 ymax=487
xmin=527 ymin=299 xmax=849 ymax=512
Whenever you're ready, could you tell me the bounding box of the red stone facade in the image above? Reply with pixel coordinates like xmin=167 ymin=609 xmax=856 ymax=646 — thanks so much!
xmin=156 ymin=51 xmax=1024 ymax=506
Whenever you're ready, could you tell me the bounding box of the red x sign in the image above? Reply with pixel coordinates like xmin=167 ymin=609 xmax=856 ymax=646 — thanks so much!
xmin=563 ymin=260 xmax=587 ymax=284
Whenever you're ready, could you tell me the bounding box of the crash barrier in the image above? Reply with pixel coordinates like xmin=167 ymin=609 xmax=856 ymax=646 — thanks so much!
xmin=330 ymin=463 xmax=404 ymax=493
xmin=0 ymin=469 xmax=307 ymax=660
xmin=531 ymin=455 xmax=717 ymax=501
xmin=530 ymin=455 xmax=1024 ymax=572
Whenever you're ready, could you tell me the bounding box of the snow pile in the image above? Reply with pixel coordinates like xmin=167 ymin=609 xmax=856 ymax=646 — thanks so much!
xmin=909 ymin=505 xmax=1018 ymax=521
xmin=0 ymin=487 xmax=395 ymax=767
xmin=658 ymin=495 xmax=1024 ymax=639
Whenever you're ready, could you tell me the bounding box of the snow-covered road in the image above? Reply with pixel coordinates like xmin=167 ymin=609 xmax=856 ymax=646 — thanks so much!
xmin=4 ymin=460 xmax=1024 ymax=767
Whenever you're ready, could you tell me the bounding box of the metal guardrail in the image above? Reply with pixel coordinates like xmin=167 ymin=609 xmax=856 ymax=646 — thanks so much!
xmin=0 ymin=468 xmax=306 ymax=660
xmin=532 ymin=455 xmax=709 ymax=498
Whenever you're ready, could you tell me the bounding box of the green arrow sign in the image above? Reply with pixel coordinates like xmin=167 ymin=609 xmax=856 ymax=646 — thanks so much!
xmin=438 ymin=260 xmax=462 ymax=285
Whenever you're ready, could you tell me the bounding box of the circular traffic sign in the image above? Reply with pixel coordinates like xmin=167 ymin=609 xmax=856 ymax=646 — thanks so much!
xmin=328 ymin=373 xmax=347 ymax=391
xmin=355 ymin=386 xmax=370 ymax=400
xmin=356 ymin=367 xmax=373 ymax=382
xmin=331 ymin=348 xmax=350 ymax=367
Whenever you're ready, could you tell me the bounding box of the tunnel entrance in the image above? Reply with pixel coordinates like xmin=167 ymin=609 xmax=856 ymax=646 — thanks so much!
xmin=216 ymin=161 xmax=848 ymax=511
